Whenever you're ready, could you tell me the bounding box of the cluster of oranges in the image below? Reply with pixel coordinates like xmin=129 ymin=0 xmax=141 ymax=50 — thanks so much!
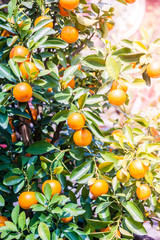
xmin=108 ymin=80 xmax=127 ymax=106
xmin=116 ymin=158 xmax=151 ymax=201
xmin=67 ymin=112 xmax=92 ymax=146
xmin=18 ymin=179 xmax=73 ymax=223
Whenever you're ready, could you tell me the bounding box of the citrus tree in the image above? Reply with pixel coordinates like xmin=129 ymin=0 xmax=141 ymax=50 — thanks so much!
xmin=1 ymin=0 xmax=160 ymax=239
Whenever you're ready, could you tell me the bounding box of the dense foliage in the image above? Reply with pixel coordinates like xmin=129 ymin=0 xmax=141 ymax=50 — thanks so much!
xmin=1 ymin=0 xmax=160 ymax=239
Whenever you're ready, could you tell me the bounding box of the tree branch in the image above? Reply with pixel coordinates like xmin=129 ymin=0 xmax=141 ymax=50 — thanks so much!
xmin=51 ymin=121 xmax=65 ymax=144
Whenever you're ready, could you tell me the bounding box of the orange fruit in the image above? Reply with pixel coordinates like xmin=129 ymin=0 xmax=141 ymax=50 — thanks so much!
xmin=45 ymin=138 xmax=52 ymax=143
xmin=0 ymin=216 xmax=8 ymax=227
xmin=9 ymin=117 xmax=14 ymax=130
xmin=73 ymin=129 xmax=92 ymax=146
xmin=47 ymin=88 xmax=52 ymax=92
xmin=108 ymin=90 xmax=126 ymax=106
xmin=9 ymin=46 xmax=29 ymax=61
xmin=34 ymin=16 xmax=53 ymax=28
xmin=116 ymin=169 xmax=130 ymax=183
xmin=28 ymin=109 xmax=38 ymax=121
xmin=125 ymin=0 xmax=136 ymax=3
xmin=11 ymin=132 xmax=17 ymax=143
xmin=25 ymin=153 xmax=31 ymax=157
xmin=18 ymin=191 xmax=38 ymax=209
xmin=13 ymin=82 xmax=32 ymax=102
xmin=59 ymin=0 xmax=79 ymax=10
xmin=19 ymin=62 xmax=39 ymax=79
xmin=100 ymin=227 xmax=121 ymax=238
xmin=42 ymin=180 xmax=61 ymax=197
xmin=110 ymin=80 xmax=128 ymax=92
xmin=136 ymin=184 xmax=151 ymax=200
xmin=61 ymin=216 xmax=73 ymax=223
xmin=150 ymin=127 xmax=159 ymax=137
xmin=1 ymin=30 xmax=10 ymax=37
xmin=89 ymin=179 xmax=108 ymax=197
xmin=107 ymin=16 xmax=114 ymax=31
xmin=61 ymin=26 xmax=79 ymax=44
xmin=62 ymin=79 xmax=75 ymax=89
xmin=129 ymin=160 xmax=149 ymax=179
xmin=67 ymin=113 xmax=85 ymax=130
xmin=58 ymin=3 xmax=69 ymax=17
xmin=147 ymin=61 xmax=160 ymax=78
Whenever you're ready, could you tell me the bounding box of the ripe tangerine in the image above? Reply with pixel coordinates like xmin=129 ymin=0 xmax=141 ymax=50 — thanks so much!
xmin=110 ymin=80 xmax=128 ymax=92
xmin=34 ymin=16 xmax=53 ymax=28
xmin=58 ymin=4 xmax=69 ymax=17
xmin=129 ymin=160 xmax=149 ymax=179
xmin=11 ymin=132 xmax=17 ymax=143
xmin=147 ymin=61 xmax=160 ymax=78
xmin=61 ymin=26 xmax=79 ymax=44
xmin=47 ymin=88 xmax=52 ymax=92
xmin=61 ymin=216 xmax=73 ymax=223
xmin=42 ymin=180 xmax=61 ymax=197
xmin=18 ymin=191 xmax=38 ymax=209
xmin=59 ymin=0 xmax=79 ymax=10
xmin=108 ymin=90 xmax=126 ymax=106
xmin=136 ymin=184 xmax=151 ymax=200
xmin=19 ymin=62 xmax=39 ymax=79
xmin=73 ymin=129 xmax=92 ymax=146
xmin=89 ymin=179 xmax=108 ymax=197
xmin=13 ymin=82 xmax=32 ymax=102
xmin=116 ymin=169 xmax=130 ymax=183
xmin=62 ymin=79 xmax=75 ymax=89
xmin=125 ymin=0 xmax=136 ymax=3
xmin=9 ymin=46 xmax=29 ymax=62
xmin=100 ymin=227 xmax=121 ymax=238
xmin=67 ymin=112 xmax=85 ymax=130
xmin=0 ymin=216 xmax=8 ymax=227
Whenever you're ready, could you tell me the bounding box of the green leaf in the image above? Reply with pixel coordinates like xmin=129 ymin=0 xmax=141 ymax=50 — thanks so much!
xmin=133 ymin=41 xmax=148 ymax=53
xmin=27 ymin=165 xmax=35 ymax=180
xmin=40 ymin=39 xmax=68 ymax=49
xmin=52 ymin=110 xmax=70 ymax=124
xmin=33 ymin=92 xmax=49 ymax=104
xmin=123 ymin=125 xmax=134 ymax=145
xmin=63 ymin=65 xmax=78 ymax=81
xmin=38 ymin=222 xmax=50 ymax=240
xmin=26 ymin=141 xmax=55 ymax=155
xmin=83 ymin=55 xmax=105 ymax=70
xmin=70 ymin=161 xmax=92 ymax=181
xmin=33 ymin=59 xmax=45 ymax=70
xmin=119 ymin=53 xmax=144 ymax=63
xmin=145 ymin=171 xmax=153 ymax=185
xmin=3 ymin=175 xmax=24 ymax=186
xmin=77 ymin=173 xmax=94 ymax=184
xmin=98 ymin=162 xmax=114 ymax=173
xmin=0 ymin=195 xmax=5 ymax=206
xmin=11 ymin=205 xmax=20 ymax=225
xmin=106 ymin=56 xmax=121 ymax=80
xmin=69 ymin=148 xmax=84 ymax=160
xmin=78 ymin=93 xmax=87 ymax=109
xmin=124 ymin=217 xmax=147 ymax=235
xmin=86 ymin=219 xmax=111 ymax=229
xmin=91 ymin=3 xmax=99 ymax=14
xmin=5 ymin=221 xmax=18 ymax=231
xmin=8 ymin=59 xmax=21 ymax=79
xmin=89 ymin=123 xmax=104 ymax=139
xmin=54 ymin=88 xmax=72 ymax=104
xmin=122 ymin=202 xmax=144 ymax=222
xmin=83 ymin=111 xmax=104 ymax=125
xmin=95 ymin=202 xmax=111 ymax=214
xmin=44 ymin=183 xmax=52 ymax=201
xmin=35 ymin=192 xmax=46 ymax=205
xmin=33 ymin=28 xmax=55 ymax=42
xmin=18 ymin=212 xmax=26 ymax=231
xmin=0 ymin=63 xmax=15 ymax=82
